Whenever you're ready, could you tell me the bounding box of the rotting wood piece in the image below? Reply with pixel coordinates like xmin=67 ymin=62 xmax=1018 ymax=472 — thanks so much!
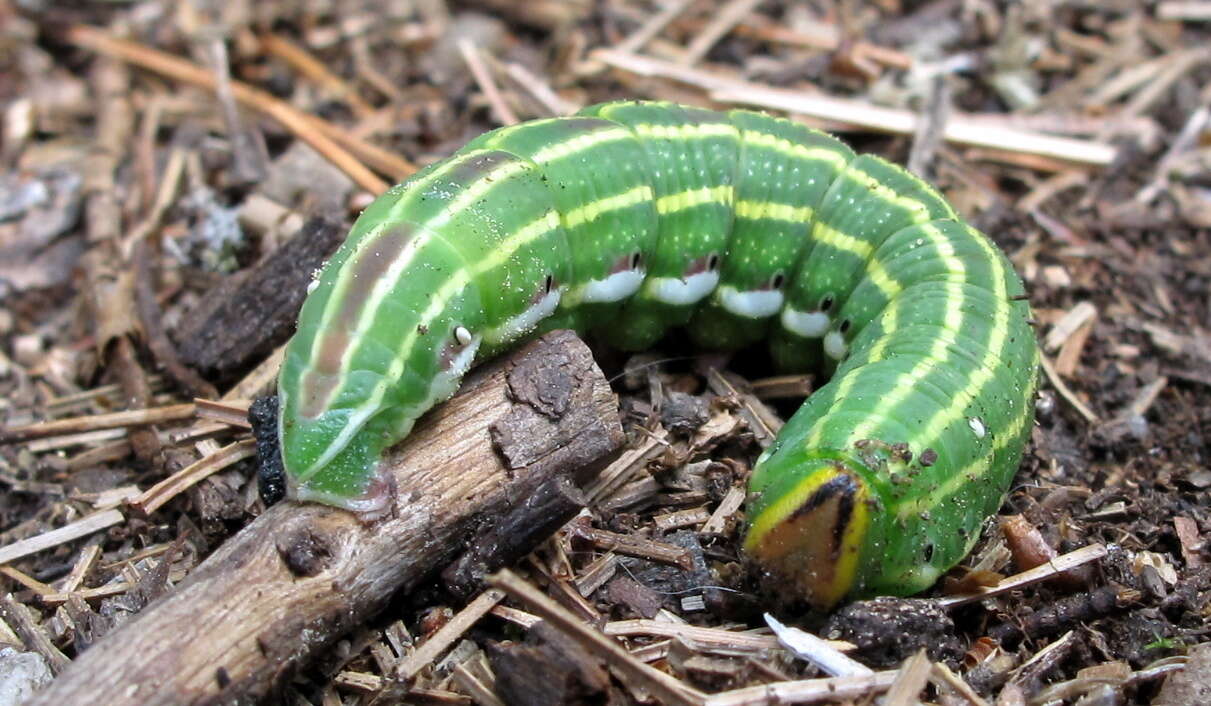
xmin=27 ymin=330 xmax=624 ymax=706
xmin=486 ymin=620 xmax=615 ymax=706
xmin=174 ymin=215 xmax=346 ymax=380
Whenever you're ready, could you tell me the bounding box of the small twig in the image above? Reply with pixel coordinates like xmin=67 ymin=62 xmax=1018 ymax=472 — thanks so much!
xmin=503 ymin=62 xmax=580 ymax=116
xmin=1043 ymin=301 xmax=1098 ymax=352
xmin=748 ymin=374 xmax=813 ymax=400
xmin=617 ymin=0 xmax=698 ymax=54
xmin=259 ymin=34 xmax=376 ymax=118
xmin=605 ymin=619 xmax=817 ymax=655
xmin=591 ymin=50 xmax=1118 ymax=167
xmin=931 ymin=662 xmax=990 ymax=706
xmin=489 ymin=569 xmax=706 ymax=706
xmin=679 ymin=0 xmax=764 ymax=66
xmin=59 ymin=544 xmax=102 ymax=594
xmin=1157 ymin=1 xmax=1211 ymax=20
xmin=1040 ymin=354 xmax=1100 ymax=424
xmin=568 ymin=525 xmax=693 ymax=569
xmin=129 ymin=439 xmax=257 ymax=516
xmin=458 ymin=40 xmax=518 ymax=126
xmin=1009 ymin=630 xmax=1077 ymax=688
xmin=0 ymin=510 xmax=125 ymax=566
xmin=193 ymin=398 xmax=252 ymax=429
xmin=907 ymin=75 xmax=951 ymax=178
xmin=133 ymin=242 xmax=219 ymax=400
xmin=937 ymin=543 xmax=1108 ymax=608
xmin=699 ymin=485 xmax=745 ymax=536
xmin=121 ymin=145 xmax=185 ymax=258
xmin=882 ymin=649 xmax=932 ymax=706
xmin=704 ymin=670 xmax=898 ymax=706
xmin=0 ymin=403 xmax=196 ymax=444
xmin=0 ymin=593 xmax=71 ymax=673
xmin=39 ymin=570 xmax=190 ymax=607
xmin=394 ymin=589 xmax=505 ymax=682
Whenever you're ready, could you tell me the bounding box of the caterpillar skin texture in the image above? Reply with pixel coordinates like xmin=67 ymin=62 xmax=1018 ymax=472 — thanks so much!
xmin=278 ymin=101 xmax=1039 ymax=609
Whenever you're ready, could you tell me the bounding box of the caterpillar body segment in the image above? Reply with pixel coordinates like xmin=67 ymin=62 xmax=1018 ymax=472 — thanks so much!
xmin=277 ymin=100 xmax=1039 ymax=608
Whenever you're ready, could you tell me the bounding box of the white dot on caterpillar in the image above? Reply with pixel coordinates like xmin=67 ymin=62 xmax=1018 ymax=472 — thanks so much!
xmin=968 ymin=416 xmax=986 ymax=438
xmin=455 ymin=326 xmax=473 ymax=346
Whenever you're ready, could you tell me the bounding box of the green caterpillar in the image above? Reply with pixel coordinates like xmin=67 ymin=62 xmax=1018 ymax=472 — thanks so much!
xmin=276 ymin=100 xmax=1039 ymax=609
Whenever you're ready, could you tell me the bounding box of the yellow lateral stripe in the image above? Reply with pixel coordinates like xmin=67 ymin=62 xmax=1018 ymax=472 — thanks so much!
xmin=655 ymin=185 xmax=734 ymax=215
xmin=811 ymin=222 xmax=874 ymax=260
xmin=745 ymin=467 xmax=837 ymax=548
xmin=739 ymin=129 xmax=851 ymax=169
xmin=843 ymin=287 xmax=967 ymax=446
xmin=734 ymin=199 xmax=813 ymax=224
xmin=896 ymin=385 xmax=1033 ymax=519
xmin=331 ymin=210 xmax=564 ymax=441
xmin=562 ymin=185 xmax=654 ymax=229
xmin=842 ymin=223 xmax=967 ymax=445
xmin=802 ymin=301 xmax=900 ymax=450
xmin=632 ymin=121 xmax=738 ymax=141
xmin=530 ymin=127 xmax=634 ymax=164
xmin=848 ymin=164 xmax=953 ymax=222
xmin=864 ymin=257 xmax=901 ymax=300
xmin=312 ymin=155 xmax=532 ymax=377
xmin=911 ymin=233 xmax=1008 ymax=449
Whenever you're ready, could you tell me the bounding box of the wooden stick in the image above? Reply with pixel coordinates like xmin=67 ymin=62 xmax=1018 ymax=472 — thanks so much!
xmin=27 ymin=331 xmax=624 ymax=705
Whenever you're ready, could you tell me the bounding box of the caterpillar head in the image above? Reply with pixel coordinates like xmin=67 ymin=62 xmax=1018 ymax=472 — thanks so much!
xmin=744 ymin=448 xmax=883 ymax=610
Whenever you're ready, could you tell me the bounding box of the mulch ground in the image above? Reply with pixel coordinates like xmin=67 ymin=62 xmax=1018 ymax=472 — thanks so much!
xmin=0 ymin=1 xmax=1209 ymax=704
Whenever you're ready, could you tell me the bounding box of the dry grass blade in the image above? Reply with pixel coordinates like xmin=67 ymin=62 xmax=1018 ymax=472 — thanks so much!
xmin=0 ymin=510 xmax=125 ymax=566
xmin=64 ymin=25 xmax=390 ymax=194
xmin=704 ymin=670 xmax=899 ymax=705
xmin=0 ymin=403 xmax=196 ymax=444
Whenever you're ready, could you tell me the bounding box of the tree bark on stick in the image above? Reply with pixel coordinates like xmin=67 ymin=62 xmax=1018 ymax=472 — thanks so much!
xmin=29 ymin=330 xmax=624 ymax=705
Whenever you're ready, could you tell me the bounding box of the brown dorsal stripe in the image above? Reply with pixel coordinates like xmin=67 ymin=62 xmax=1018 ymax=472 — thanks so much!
xmin=298 ymin=222 xmax=419 ymax=419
